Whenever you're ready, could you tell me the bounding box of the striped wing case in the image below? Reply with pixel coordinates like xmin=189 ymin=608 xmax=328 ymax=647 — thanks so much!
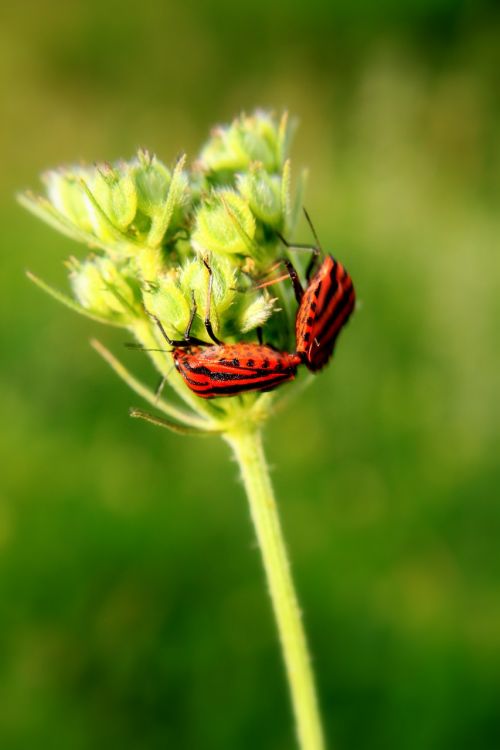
xmin=173 ymin=344 xmax=301 ymax=398
xmin=296 ymin=255 xmax=355 ymax=372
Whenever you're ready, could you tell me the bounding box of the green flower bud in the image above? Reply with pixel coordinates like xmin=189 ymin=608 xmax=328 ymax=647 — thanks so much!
xmin=192 ymin=190 xmax=255 ymax=257
xmin=19 ymin=152 xmax=188 ymax=259
xmin=69 ymin=255 xmax=142 ymax=323
xmin=180 ymin=256 xmax=240 ymax=341
xmin=199 ymin=111 xmax=290 ymax=175
xmin=143 ymin=255 xmax=277 ymax=345
xmin=143 ymin=271 xmax=191 ymax=340
xmin=21 ymin=110 xmax=309 ymax=416
xmin=90 ymin=162 xmax=137 ymax=232
xmin=44 ymin=168 xmax=94 ymax=233
xmin=133 ymin=149 xmax=172 ymax=214
xmin=181 ymin=256 xmax=236 ymax=312
xmin=131 ymin=151 xmax=188 ymax=248
xmin=237 ymin=165 xmax=284 ymax=229
xmin=23 ymin=164 xmax=138 ymax=256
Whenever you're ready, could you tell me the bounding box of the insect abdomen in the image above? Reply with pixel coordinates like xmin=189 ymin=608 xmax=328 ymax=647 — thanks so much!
xmin=174 ymin=344 xmax=301 ymax=398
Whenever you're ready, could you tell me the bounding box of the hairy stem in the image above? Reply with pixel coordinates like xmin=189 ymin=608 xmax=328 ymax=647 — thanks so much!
xmin=226 ymin=427 xmax=325 ymax=750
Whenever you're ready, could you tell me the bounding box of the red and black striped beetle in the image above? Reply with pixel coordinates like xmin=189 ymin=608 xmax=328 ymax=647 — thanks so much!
xmin=277 ymin=211 xmax=356 ymax=372
xmin=285 ymin=254 xmax=355 ymax=372
xmin=173 ymin=344 xmax=301 ymax=399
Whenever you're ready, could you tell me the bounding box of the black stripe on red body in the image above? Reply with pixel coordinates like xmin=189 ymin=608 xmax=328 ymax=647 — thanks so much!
xmin=296 ymin=255 xmax=355 ymax=372
xmin=174 ymin=344 xmax=302 ymax=398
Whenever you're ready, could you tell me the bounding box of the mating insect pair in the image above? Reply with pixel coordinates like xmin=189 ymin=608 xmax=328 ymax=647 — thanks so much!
xmin=153 ymin=218 xmax=355 ymax=399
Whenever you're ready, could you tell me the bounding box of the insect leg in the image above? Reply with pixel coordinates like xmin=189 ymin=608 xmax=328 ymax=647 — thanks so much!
xmin=283 ymin=259 xmax=305 ymax=304
xmin=302 ymin=209 xmax=324 ymax=280
xmin=184 ymin=292 xmax=198 ymax=340
xmin=202 ymin=257 xmax=224 ymax=345
xmin=148 ymin=311 xmax=208 ymax=348
xmin=276 ymin=232 xmax=318 ymax=254
xmin=276 ymin=235 xmax=319 ymax=284
xmin=278 ymin=208 xmax=325 ymax=281
xmin=302 ymin=208 xmax=323 ymax=254
xmin=250 ymin=255 xmax=305 ymax=304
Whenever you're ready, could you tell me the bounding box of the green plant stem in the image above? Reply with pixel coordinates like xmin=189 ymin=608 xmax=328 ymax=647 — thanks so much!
xmin=226 ymin=427 xmax=326 ymax=750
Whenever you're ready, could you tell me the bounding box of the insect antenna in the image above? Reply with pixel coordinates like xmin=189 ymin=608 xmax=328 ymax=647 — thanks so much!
xmin=146 ymin=308 xmax=210 ymax=348
xmin=125 ymin=342 xmax=171 ymax=353
xmin=302 ymin=207 xmax=323 ymax=254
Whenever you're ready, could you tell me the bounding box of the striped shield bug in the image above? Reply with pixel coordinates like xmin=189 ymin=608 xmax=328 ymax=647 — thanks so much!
xmin=290 ymin=257 xmax=355 ymax=372
xmin=150 ymin=259 xmax=301 ymax=399
xmin=271 ymin=210 xmax=356 ymax=372
xmin=172 ymin=344 xmax=301 ymax=399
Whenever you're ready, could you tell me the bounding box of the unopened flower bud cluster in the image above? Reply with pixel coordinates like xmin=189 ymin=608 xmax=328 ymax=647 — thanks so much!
xmin=21 ymin=111 xmax=304 ymax=405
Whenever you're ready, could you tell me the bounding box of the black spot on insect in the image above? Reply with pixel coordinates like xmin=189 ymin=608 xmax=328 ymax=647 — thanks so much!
xmin=303 ymin=332 xmax=310 ymax=342
xmin=262 ymin=360 xmax=270 ymax=369
xmin=307 ymin=317 xmax=314 ymax=326
xmin=247 ymin=359 xmax=255 ymax=367
xmin=310 ymin=301 xmax=317 ymax=312
xmin=232 ymin=358 xmax=240 ymax=367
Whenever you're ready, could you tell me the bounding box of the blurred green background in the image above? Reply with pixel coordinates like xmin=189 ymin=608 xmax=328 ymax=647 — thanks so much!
xmin=1 ymin=0 xmax=500 ymax=748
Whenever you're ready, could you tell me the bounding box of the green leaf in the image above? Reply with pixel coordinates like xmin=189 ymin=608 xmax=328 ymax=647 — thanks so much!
xmin=237 ymin=167 xmax=283 ymax=229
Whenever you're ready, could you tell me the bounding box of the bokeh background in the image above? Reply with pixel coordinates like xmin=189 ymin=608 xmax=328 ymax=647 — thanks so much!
xmin=1 ymin=0 xmax=499 ymax=748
